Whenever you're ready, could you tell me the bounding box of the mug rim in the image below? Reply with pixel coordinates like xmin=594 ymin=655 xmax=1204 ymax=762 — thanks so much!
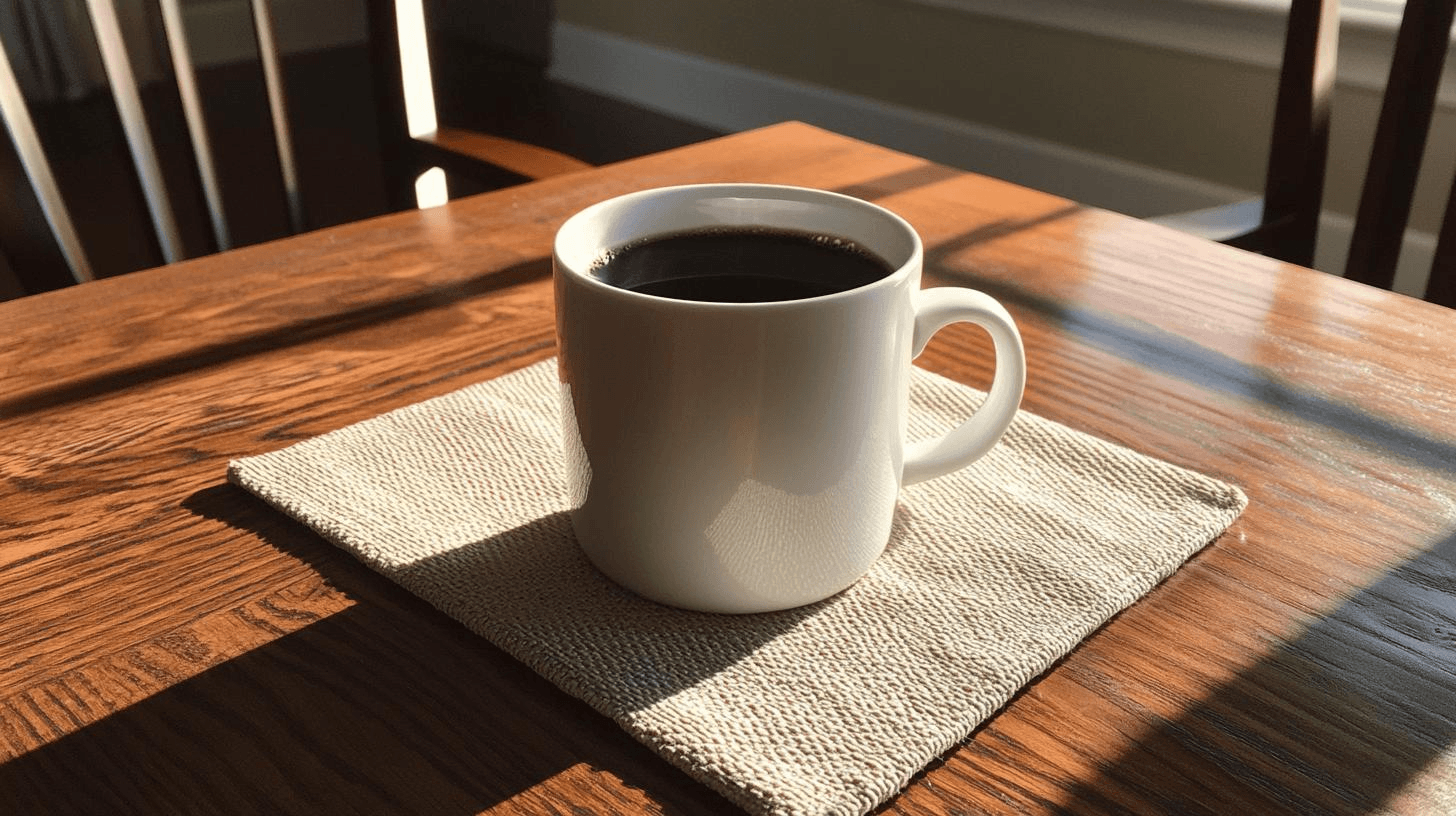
xmin=553 ymin=183 xmax=924 ymax=310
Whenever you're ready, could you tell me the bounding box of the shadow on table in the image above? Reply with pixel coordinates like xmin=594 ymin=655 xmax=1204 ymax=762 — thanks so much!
xmin=0 ymin=484 xmax=743 ymax=816
xmin=1 ymin=255 xmax=554 ymax=420
xmin=916 ymin=216 xmax=1456 ymax=812
xmin=925 ymin=226 xmax=1456 ymax=478
xmin=1048 ymin=529 xmax=1456 ymax=814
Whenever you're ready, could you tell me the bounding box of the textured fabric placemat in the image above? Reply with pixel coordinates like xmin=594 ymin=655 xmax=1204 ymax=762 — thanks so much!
xmin=229 ymin=358 xmax=1246 ymax=816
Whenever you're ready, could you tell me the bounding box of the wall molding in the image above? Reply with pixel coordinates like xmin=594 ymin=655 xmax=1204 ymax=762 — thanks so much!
xmin=904 ymin=0 xmax=1449 ymax=105
xmin=549 ymin=21 xmax=1435 ymax=297
xmin=549 ymin=23 xmax=1246 ymax=216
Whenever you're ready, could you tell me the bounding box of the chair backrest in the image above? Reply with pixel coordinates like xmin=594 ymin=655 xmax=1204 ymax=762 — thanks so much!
xmin=0 ymin=0 xmax=588 ymax=296
xmin=1256 ymin=0 xmax=1456 ymax=306
xmin=0 ymin=0 xmax=302 ymax=288
xmin=1239 ymin=0 xmax=1340 ymax=270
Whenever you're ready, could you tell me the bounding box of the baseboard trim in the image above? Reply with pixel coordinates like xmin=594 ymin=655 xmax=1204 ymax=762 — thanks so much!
xmin=548 ymin=22 xmax=1246 ymax=219
xmin=902 ymin=0 xmax=1441 ymax=105
xmin=548 ymin=22 xmax=1435 ymax=299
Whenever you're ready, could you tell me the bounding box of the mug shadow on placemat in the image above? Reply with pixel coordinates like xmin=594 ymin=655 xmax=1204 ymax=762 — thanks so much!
xmin=385 ymin=506 xmax=848 ymax=715
xmin=0 ymin=485 xmax=745 ymax=816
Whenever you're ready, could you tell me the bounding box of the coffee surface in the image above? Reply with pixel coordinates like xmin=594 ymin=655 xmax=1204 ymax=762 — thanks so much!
xmin=591 ymin=228 xmax=895 ymax=303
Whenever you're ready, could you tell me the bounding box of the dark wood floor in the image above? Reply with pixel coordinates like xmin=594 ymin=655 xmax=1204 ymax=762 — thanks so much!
xmin=0 ymin=39 xmax=721 ymax=299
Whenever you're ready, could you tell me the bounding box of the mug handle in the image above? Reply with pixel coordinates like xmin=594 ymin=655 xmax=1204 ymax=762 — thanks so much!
xmin=902 ymin=287 xmax=1026 ymax=485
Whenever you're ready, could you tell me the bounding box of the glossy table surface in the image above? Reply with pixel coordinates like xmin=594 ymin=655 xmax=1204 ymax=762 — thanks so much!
xmin=3 ymin=123 xmax=1455 ymax=815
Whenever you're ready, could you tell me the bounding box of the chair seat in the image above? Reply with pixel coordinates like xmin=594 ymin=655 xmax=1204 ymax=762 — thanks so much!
xmin=416 ymin=126 xmax=593 ymax=184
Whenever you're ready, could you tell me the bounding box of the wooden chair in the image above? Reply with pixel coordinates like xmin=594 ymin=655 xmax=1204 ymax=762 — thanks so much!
xmin=0 ymin=0 xmax=590 ymax=295
xmin=1150 ymin=0 xmax=1456 ymax=307
xmin=1348 ymin=0 xmax=1456 ymax=306
xmin=362 ymin=0 xmax=592 ymax=214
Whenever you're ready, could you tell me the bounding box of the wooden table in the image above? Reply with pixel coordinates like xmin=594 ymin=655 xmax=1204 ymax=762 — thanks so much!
xmin=3 ymin=123 xmax=1455 ymax=815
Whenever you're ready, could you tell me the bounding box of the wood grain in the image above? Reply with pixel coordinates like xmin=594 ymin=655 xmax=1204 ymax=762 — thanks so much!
xmin=3 ymin=123 xmax=1455 ymax=815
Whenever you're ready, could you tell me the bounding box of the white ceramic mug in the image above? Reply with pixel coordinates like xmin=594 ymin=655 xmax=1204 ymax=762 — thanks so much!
xmin=553 ymin=184 xmax=1025 ymax=613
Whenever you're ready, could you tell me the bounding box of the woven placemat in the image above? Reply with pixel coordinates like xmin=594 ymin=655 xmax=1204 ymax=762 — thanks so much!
xmin=229 ymin=358 xmax=1246 ymax=816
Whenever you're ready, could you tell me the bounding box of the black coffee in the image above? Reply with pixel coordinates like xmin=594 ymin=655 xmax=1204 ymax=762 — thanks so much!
xmin=591 ymin=227 xmax=895 ymax=303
